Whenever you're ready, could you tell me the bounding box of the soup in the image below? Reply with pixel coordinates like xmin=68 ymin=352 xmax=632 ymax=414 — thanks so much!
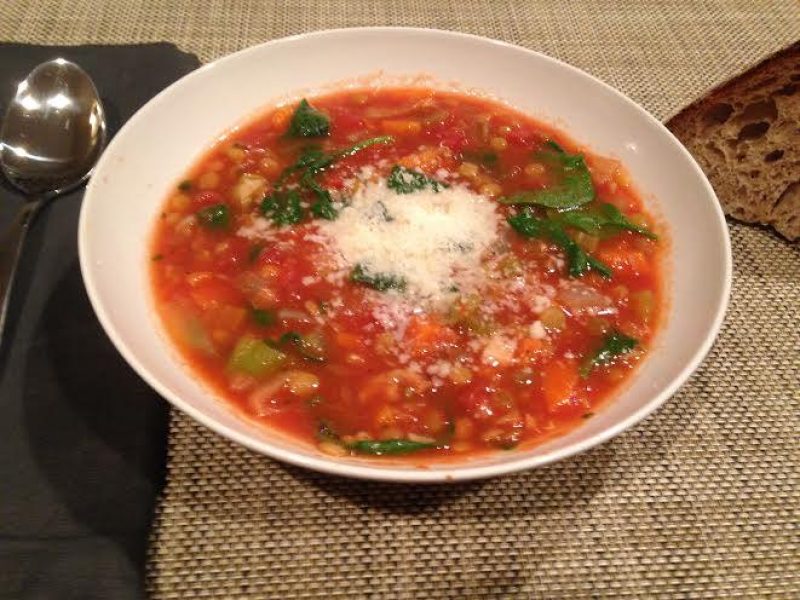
xmin=151 ymin=88 xmax=663 ymax=459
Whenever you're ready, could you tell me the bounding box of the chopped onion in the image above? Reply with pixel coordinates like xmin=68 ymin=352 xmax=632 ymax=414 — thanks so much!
xmin=232 ymin=173 xmax=266 ymax=207
xmin=247 ymin=375 xmax=288 ymax=417
xmin=557 ymin=283 xmax=614 ymax=315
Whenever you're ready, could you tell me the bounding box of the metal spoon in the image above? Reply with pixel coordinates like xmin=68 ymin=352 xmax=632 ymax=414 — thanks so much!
xmin=0 ymin=58 xmax=106 ymax=346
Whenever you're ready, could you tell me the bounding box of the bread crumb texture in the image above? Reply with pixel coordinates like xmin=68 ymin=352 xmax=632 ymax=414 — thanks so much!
xmin=667 ymin=41 xmax=800 ymax=241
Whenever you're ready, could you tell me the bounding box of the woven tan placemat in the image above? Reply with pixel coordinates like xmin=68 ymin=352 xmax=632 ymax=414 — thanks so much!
xmin=3 ymin=1 xmax=798 ymax=597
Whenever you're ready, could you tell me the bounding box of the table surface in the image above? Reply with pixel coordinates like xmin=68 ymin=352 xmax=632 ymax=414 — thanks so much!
xmin=2 ymin=2 xmax=799 ymax=598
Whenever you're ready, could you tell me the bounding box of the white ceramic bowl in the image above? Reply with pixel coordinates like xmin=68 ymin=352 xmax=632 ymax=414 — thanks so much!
xmin=79 ymin=28 xmax=731 ymax=482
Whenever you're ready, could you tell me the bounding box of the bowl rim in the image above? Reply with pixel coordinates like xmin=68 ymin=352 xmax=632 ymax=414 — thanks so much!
xmin=78 ymin=26 xmax=732 ymax=482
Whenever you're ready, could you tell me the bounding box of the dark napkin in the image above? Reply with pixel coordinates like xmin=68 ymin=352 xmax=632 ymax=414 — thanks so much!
xmin=0 ymin=43 xmax=199 ymax=599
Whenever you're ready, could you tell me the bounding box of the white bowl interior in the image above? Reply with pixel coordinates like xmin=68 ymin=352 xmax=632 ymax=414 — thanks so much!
xmin=79 ymin=28 xmax=730 ymax=482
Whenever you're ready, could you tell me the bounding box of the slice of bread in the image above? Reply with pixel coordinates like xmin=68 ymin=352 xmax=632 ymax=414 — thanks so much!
xmin=666 ymin=41 xmax=800 ymax=241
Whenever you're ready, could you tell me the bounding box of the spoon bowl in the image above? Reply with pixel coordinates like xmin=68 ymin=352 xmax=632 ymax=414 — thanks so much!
xmin=0 ymin=58 xmax=106 ymax=347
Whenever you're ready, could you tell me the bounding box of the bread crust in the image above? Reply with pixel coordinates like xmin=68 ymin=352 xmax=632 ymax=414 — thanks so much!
xmin=667 ymin=41 xmax=800 ymax=241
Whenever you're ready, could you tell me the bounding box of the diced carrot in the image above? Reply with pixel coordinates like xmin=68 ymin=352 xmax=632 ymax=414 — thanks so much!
xmin=453 ymin=417 xmax=475 ymax=440
xmin=375 ymin=405 xmax=398 ymax=427
xmin=335 ymin=331 xmax=362 ymax=351
xmin=541 ymin=358 xmax=579 ymax=412
xmin=587 ymin=155 xmax=621 ymax=187
xmin=596 ymin=244 xmax=650 ymax=277
xmin=271 ymin=106 xmax=294 ymax=129
xmin=405 ymin=316 xmax=456 ymax=356
xmin=188 ymin=276 xmax=242 ymax=310
xmin=517 ymin=337 xmax=545 ymax=362
xmin=358 ymin=372 xmax=401 ymax=404
xmin=214 ymin=304 xmax=247 ymax=331
xmin=381 ymin=119 xmax=422 ymax=135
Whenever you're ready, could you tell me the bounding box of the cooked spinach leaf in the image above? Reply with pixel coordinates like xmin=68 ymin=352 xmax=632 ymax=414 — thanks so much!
xmin=499 ymin=142 xmax=594 ymax=209
xmin=387 ymin=165 xmax=446 ymax=194
xmin=350 ymin=264 xmax=407 ymax=291
xmin=337 ymin=135 xmax=394 ymax=159
xmin=348 ymin=439 xmax=436 ymax=455
xmin=272 ymin=137 xmax=394 ymax=223
xmin=294 ymin=147 xmax=335 ymax=174
xmin=302 ymin=172 xmax=338 ymax=220
xmin=276 ymin=330 xmax=326 ymax=362
xmin=507 ymin=209 xmax=612 ymax=278
xmin=310 ymin=196 xmax=338 ymax=220
xmin=279 ymin=136 xmax=395 ymax=183
xmin=559 ymin=203 xmax=658 ymax=239
xmin=287 ymin=99 xmax=330 ymax=138
xmin=251 ymin=308 xmax=276 ymax=327
xmin=196 ymin=203 xmax=230 ymax=229
xmin=580 ymin=330 xmax=638 ymax=377
xmin=260 ymin=190 xmax=305 ymax=226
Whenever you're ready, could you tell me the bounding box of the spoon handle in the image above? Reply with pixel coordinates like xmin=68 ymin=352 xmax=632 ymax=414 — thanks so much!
xmin=0 ymin=199 xmax=43 ymax=348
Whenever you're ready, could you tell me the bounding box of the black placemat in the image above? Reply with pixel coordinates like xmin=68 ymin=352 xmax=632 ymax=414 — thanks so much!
xmin=0 ymin=43 xmax=199 ymax=600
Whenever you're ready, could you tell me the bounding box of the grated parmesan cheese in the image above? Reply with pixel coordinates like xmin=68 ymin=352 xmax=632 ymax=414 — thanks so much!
xmin=529 ymin=321 xmax=547 ymax=340
xmin=481 ymin=335 xmax=518 ymax=367
xmin=316 ymin=175 xmax=502 ymax=305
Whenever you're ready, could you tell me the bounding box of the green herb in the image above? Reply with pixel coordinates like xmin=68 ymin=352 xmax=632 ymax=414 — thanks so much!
xmin=260 ymin=190 xmax=305 ymax=226
xmin=598 ymin=203 xmax=658 ymax=239
xmin=287 ymin=98 xmax=330 ymax=138
xmin=251 ymin=308 xmax=276 ymax=327
xmin=177 ymin=180 xmax=192 ymax=192
xmin=152 ymin=254 xmax=164 ymax=262
xmin=559 ymin=203 xmax=658 ymax=239
xmin=228 ymin=336 xmax=287 ymax=377
xmin=580 ymin=330 xmax=638 ymax=377
xmin=196 ymin=203 xmax=230 ymax=229
xmin=311 ymin=196 xmax=338 ymax=220
xmin=276 ymin=330 xmax=326 ymax=362
xmin=337 ymin=135 xmax=394 ymax=158
xmin=499 ymin=142 xmax=594 ymax=209
xmin=289 ymin=147 xmax=335 ymax=176
xmin=351 ymin=264 xmax=406 ymax=291
xmin=279 ymin=136 xmax=394 ymax=183
xmin=348 ymin=439 xmax=436 ymax=455
xmin=302 ymin=172 xmax=338 ymax=220
xmin=387 ymin=165 xmax=446 ymax=194
xmin=556 ymin=211 xmax=605 ymax=234
xmin=508 ymin=210 xmax=611 ymax=278
xmin=271 ymin=137 xmax=394 ymax=224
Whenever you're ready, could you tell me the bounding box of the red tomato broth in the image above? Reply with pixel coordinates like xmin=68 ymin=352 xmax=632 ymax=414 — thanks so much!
xmin=150 ymin=87 xmax=665 ymax=462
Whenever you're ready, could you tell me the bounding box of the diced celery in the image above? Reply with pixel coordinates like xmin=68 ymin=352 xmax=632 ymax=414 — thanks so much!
xmin=228 ymin=336 xmax=287 ymax=377
xmin=184 ymin=316 xmax=216 ymax=354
